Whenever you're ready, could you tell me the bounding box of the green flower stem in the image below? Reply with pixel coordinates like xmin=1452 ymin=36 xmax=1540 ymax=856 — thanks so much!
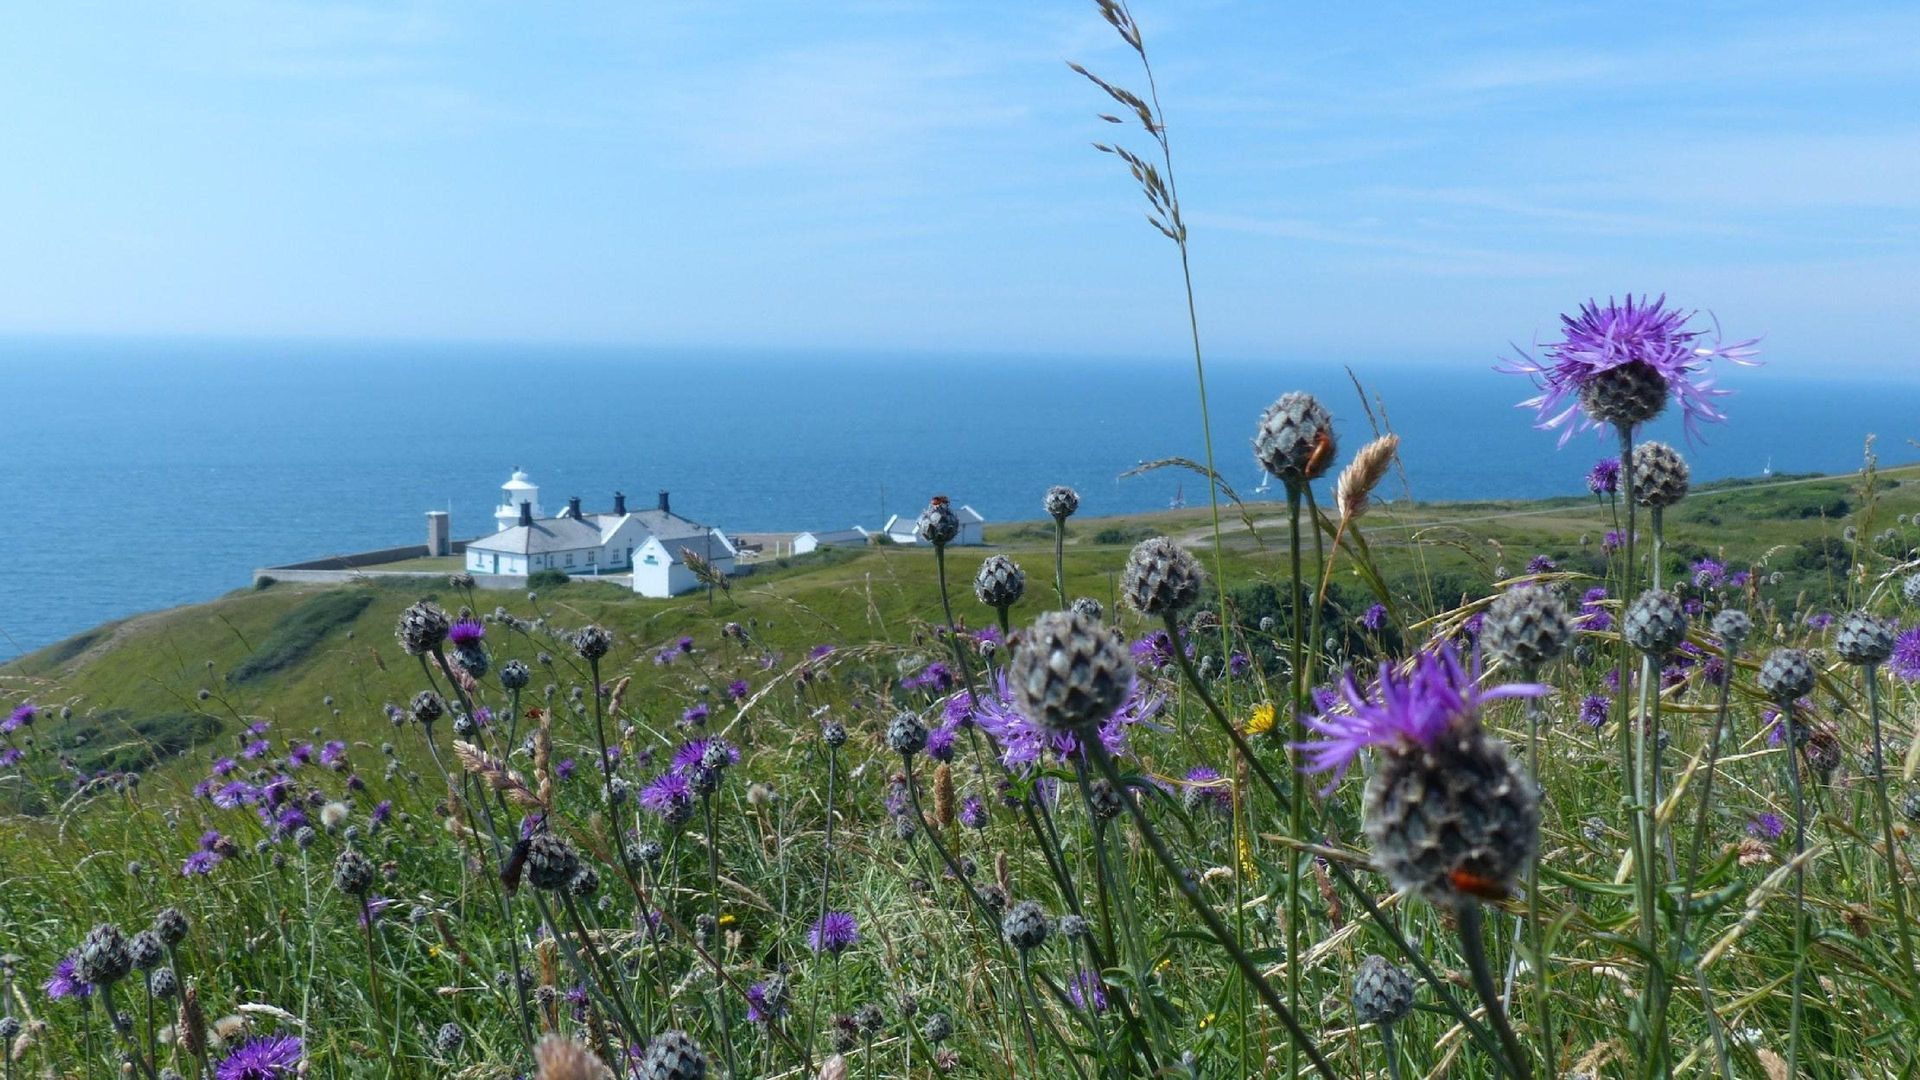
xmin=1781 ymin=697 xmax=1810 ymax=1080
xmin=1081 ymin=739 xmax=1341 ymax=1080
xmin=1456 ymin=902 xmax=1534 ymax=1080
xmin=1615 ymin=423 xmax=1665 ymax=1068
xmin=1865 ymin=670 xmax=1920 ymax=1007
xmin=1053 ymin=515 xmax=1069 ymax=607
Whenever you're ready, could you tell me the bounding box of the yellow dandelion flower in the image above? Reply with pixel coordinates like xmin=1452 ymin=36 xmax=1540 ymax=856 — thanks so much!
xmin=1244 ymin=703 xmax=1277 ymax=736
xmin=718 ymin=913 xmax=738 ymax=928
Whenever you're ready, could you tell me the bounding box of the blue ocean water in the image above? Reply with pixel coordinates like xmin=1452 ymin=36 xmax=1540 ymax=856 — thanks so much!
xmin=2 ymin=338 xmax=1916 ymax=656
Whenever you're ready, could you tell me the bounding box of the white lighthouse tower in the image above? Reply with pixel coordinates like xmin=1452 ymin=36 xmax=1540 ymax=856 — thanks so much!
xmin=494 ymin=468 xmax=543 ymax=532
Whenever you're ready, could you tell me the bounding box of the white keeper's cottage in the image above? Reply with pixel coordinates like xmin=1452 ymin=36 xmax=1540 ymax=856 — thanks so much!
xmin=463 ymin=469 xmax=735 ymax=598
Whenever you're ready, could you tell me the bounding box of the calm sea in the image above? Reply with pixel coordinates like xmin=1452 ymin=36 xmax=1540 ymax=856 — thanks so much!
xmin=3 ymin=338 xmax=1916 ymax=656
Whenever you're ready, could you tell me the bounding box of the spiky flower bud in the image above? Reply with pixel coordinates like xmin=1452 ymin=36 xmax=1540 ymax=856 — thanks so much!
xmin=887 ymin=713 xmax=928 ymax=757
xmin=332 ymin=850 xmax=374 ymax=896
xmin=921 ymin=1012 xmax=953 ymax=1044
xmin=410 ymin=690 xmax=445 ymax=725
xmin=1069 ymin=596 xmax=1104 ymax=621
xmin=1364 ymin=726 xmax=1539 ymax=906
xmin=1009 ymin=611 xmax=1135 ymax=733
xmin=435 ymin=1022 xmax=465 ymax=1056
xmin=395 ymin=600 xmax=451 ymax=656
xmin=1623 ymin=590 xmax=1689 ymax=656
xmin=76 ymin=924 xmax=132 ymax=986
xmin=152 ymin=908 xmax=189 ymax=946
xmin=1058 ymin=914 xmax=1091 ymax=939
xmin=974 ymin=555 xmax=1026 ymax=611
xmin=0 ymin=1017 xmax=17 ymax=1041
xmin=572 ymin=625 xmax=613 ymax=662
xmin=1578 ymin=362 xmax=1668 ymax=428
xmin=525 ymin=832 xmax=581 ymax=892
xmin=637 ymin=1029 xmax=708 ymax=1080
xmin=1121 ymin=537 xmax=1205 ymax=616
xmin=822 ymin=721 xmax=848 ymax=749
xmin=1481 ymin=586 xmax=1573 ymax=670
xmin=1086 ymin=779 xmax=1125 ymax=821
xmin=499 ymin=659 xmax=531 ymax=690
xmin=1631 ymin=442 xmax=1690 ymax=508
xmin=1254 ymin=391 xmax=1336 ymax=483
xmin=1711 ymin=609 xmax=1753 ymax=646
xmin=1045 ymin=485 xmax=1080 ymax=520
xmin=1352 ymin=954 xmax=1415 ymax=1026
xmin=916 ymin=499 xmax=960 ymax=546
xmin=149 ymin=968 xmax=178 ymax=999
xmin=1834 ymin=611 xmax=1896 ymax=666
xmin=1001 ymin=900 xmax=1051 ymax=952
xmin=1758 ymin=648 xmax=1817 ymax=702
xmin=128 ymin=931 xmax=164 ymax=972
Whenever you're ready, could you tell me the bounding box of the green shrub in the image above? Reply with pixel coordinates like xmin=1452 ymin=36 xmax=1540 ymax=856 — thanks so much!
xmin=227 ymin=590 xmax=374 ymax=685
xmin=254 ymin=575 xmax=277 ymax=590
xmin=528 ymin=568 xmax=572 ymax=589
xmin=1092 ymin=525 xmax=1154 ymax=546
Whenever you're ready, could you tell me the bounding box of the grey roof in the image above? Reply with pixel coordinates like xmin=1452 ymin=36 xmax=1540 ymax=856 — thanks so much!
xmin=801 ymin=528 xmax=869 ymax=544
xmin=467 ymin=505 xmax=718 ymax=557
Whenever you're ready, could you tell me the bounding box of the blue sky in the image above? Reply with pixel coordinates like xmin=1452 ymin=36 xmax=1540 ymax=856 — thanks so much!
xmin=1 ymin=1 xmax=1915 ymax=373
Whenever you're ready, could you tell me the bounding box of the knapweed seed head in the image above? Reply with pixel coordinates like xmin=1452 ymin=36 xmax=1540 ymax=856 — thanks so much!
xmin=1121 ymin=536 xmax=1205 ymax=617
xmin=1623 ymin=590 xmax=1689 ymax=656
xmin=921 ymin=1011 xmax=954 ymax=1044
xmin=395 ymin=601 xmax=451 ymax=656
xmin=1499 ymin=294 xmax=1758 ymax=444
xmin=1711 ymin=609 xmax=1753 ymax=648
xmin=1834 ymin=611 xmax=1896 ymax=666
xmin=1001 ymin=900 xmax=1051 ymax=952
xmin=409 ymin=690 xmax=444 ymax=725
xmin=1352 ymin=954 xmax=1415 ymax=1026
xmin=524 ymin=832 xmax=581 ymax=892
xmin=974 ymin=555 xmax=1026 ymax=610
xmin=499 ymin=659 xmax=531 ymax=690
xmin=1758 ymin=648 xmax=1818 ymax=703
xmin=916 ymin=497 xmax=960 ymax=547
xmin=1045 ymin=485 xmax=1080 ymax=520
xmin=1297 ymin=645 xmax=1543 ymax=905
xmin=1008 ymin=610 xmax=1135 ymax=733
xmin=1254 ymin=391 xmax=1336 ymax=483
xmin=331 ymin=850 xmax=374 ymax=896
xmin=75 ymin=924 xmax=132 ymax=986
xmin=434 ymin=1023 xmax=465 ymax=1056
xmin=887 ymin=713 xmax=928 ymax=757
xmin=637 ymin=1029 xmax=707 ymax=1080
xmin=128 ymin=931 xmax=164 ymax=972
xmin=1070 ymin=596 xmax=1104 ymax=621
xmin=1631 ymin=442 xmax=1691 ymax=508
xmin=572 ymin=625 xmax=613 ymax=662
xmin=1481 ymin=585 xmax=1573 ymax=670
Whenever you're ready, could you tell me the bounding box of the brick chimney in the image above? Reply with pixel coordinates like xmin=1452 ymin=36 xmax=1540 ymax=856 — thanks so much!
xmin=567 ymin=496 xmax=582 ymax=519
xmin=658 ymin=489 xmax=671 ymax=513
xmin=518 ymin=501 xmax=533 ymax=527
xmin=613 ymin=491 xmax=627 ymax=515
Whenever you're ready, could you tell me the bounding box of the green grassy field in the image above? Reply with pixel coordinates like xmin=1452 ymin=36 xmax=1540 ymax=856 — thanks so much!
xmin=2 ymin=462 xmax=1918 ymax=1077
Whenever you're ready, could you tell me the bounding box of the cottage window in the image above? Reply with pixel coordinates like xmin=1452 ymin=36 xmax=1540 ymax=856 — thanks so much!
xmin=587 ymin=551 xmax=596 ymax=564
xmin=565 ymin=553 xmax=575 ymax=567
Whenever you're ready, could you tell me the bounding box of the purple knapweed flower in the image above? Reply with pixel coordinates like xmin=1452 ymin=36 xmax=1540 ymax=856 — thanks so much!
xmin=809 ymin=911 xmax=859 ymax=956
xmin=903 ymin=661 xmax=955 ymax=693
xmin=925 ymin=725 xmax=956 ymax=762
xmin=1579 ymin=694 xmax=1610 ymax=729
xmin=677 ymin=636 xmax=696 ymax=654
xmin=1748 ymin=813 xmax=1785 ymax=841
xmin=2 ymin=703 xmax=35 ymax=733
xmin=672 ymin=738 xmax=738 ymax=773
xmin=555 ymin=758 xmax=576 ymax=781
xmin=182 ymin=851 xmax=221 ymax=876
xmin=1183 ymin=766 xmax=1231 ymax=814
xmin=639 ymin=771 xmax=693 ymax=817
xmin=1526 ymin=555 xmax=1557 ymax=575
xmin=1361 ymin=604 xmax=1389 ymax=632
xmin=960 ymin=796 xmax=988 ymax=829
xmin=1691 ymin=558 xmax=1726 ymax=589
xmin=1499 ymin=294 xmax=1759 ymax=445
xmin=1229 ymin=651 xmax=1251 ymax=677
xmin=1068 ymin=969 xmax=1110 ymax=1013
xmin=214 ymin=1033 xmax=302 ymax=1080
xmin=727 ymin=679 xmax=750 ymax=701
xmin=809 ymin=644 xmax=836 ymax=660
xmin=1295 ymin=645 xmax=1547 ymax=788
xmin=44 ymin=953 xmax=94 ymax=1000
xmin=1891 ymin=625 xmax=1920 ymax=682
xmin=0 ymin=748 xmax=21 ymax=768
xmin=968 ymin=670 xmax=1164 ymax=771
xmin=447 ymin=620 xmax=485 ymax=647
xmin=1587 ymin=458 xmax=1620 ymax=495
xmin=1579 ymin=587 xmax=1613 ymax=632
xmin=241 ymin=739 xmax=270 ymax=761
xmin=745 ymin=980 xmax=787 ymax=1024
xmin=1602 ymin=530 xmax=1624 ymax=555
xmin=1805 ymin=611 xmax=1834 ymax=631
